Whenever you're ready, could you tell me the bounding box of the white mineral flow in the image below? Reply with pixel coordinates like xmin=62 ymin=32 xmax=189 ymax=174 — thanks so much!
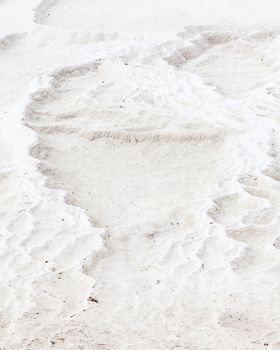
xmin=1 ymin=1 xmax=280 ymax=349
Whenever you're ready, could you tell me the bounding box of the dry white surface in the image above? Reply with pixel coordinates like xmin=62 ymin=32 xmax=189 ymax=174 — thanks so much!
xmin=1 ymin=1 xmax=280 ymax=349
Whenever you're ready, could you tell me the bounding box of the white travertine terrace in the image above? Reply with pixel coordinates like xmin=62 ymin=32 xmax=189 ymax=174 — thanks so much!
xmin=1 ymin=1 xmax=280 ymax=349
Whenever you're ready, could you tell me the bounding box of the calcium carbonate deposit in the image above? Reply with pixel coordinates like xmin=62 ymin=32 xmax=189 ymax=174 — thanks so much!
xmin=1 ymin=1 xmax=280 ymax=349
